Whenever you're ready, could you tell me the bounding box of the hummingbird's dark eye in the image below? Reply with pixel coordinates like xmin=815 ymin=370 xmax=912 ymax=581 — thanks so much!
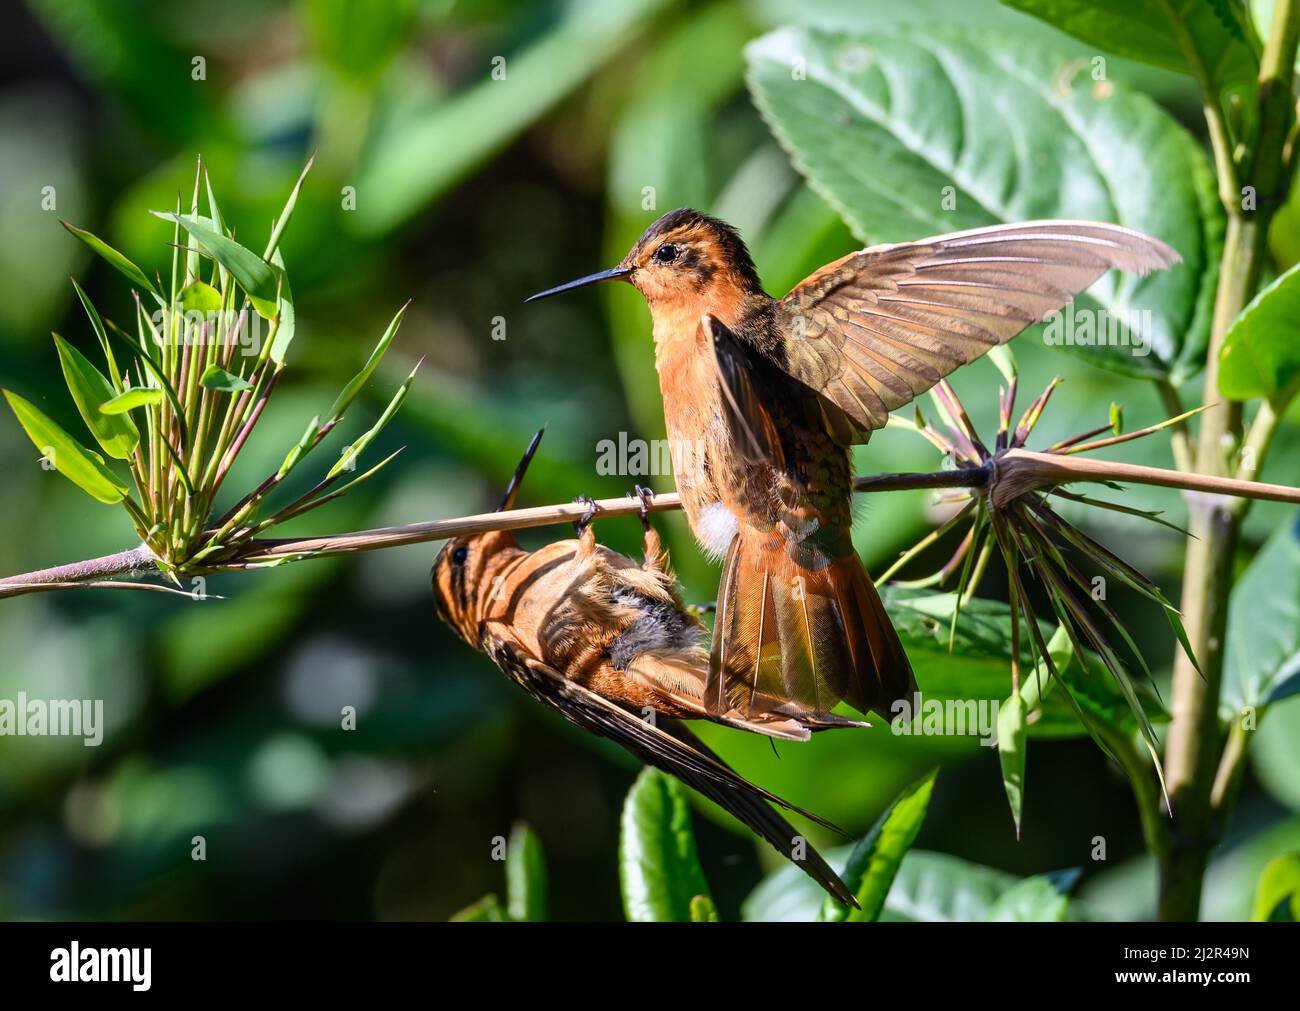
xmin=654 ymin=243 xmax=681 ymax=264
xmin=451 ymin=546 xmax=469 ymax=565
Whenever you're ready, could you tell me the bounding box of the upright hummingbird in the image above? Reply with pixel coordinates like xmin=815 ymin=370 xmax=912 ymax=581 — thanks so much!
xmin=433 ymin=429 xmax=859 ymax=905
xmin=528 ymin=212 xmax=1178 ymax=725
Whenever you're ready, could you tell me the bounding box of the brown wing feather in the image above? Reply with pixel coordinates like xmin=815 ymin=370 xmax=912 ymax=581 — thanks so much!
xmin=780 ymin=220 xmax=1180 ymax=437
xmin=479 ymin=624 xmax=856 ymax=906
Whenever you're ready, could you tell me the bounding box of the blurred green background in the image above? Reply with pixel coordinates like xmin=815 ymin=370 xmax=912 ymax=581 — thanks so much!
xmin=1 ymin=0 xmax=1298 ymax=921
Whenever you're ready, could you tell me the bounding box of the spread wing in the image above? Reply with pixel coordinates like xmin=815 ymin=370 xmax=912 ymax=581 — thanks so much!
xmin=777 ymin=220 xmax=1180 ymax=437
xmin=480 ymin=623 xmax=856 ymax=906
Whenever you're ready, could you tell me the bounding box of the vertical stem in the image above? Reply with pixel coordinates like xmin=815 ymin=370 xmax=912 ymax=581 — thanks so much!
xmin=1158 ymin=0 xmax=1300 ymax=921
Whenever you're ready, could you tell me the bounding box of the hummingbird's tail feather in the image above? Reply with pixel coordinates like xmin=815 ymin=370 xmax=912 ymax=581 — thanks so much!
xmin=625 ymin=650 xmax=867 ymax=741
xmin=665 ymin=720 xmax=859 ymax=909
xmin=709 ymin=526 xmax=915 ymax=722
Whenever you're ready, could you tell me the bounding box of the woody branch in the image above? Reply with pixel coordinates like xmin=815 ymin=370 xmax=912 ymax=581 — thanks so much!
xmin=3 ymin=448 xmax=1300 ymax=597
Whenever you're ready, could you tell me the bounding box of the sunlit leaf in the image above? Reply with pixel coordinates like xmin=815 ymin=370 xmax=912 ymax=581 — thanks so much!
xmin=180 ymin=279 xmax=223 ymax=312
xmin=268 ymin=248 xmax=295 ymax=364
xmin=505 ymin=822 xmax=548 ymax=923
xmin=746 ymin=24 xmax=1221 ymax=382
xmin=150 ymin=211 xmax=279 ymax=309
xmin=99 ymin=388 xmax=164 ymax=414
xmin=986 ymin=871 xmax=1077 ymax=921
xmin=1002 ymin=0 xmax=1258 ymax=96
xmin=327 ymin=301 xmax=408 ymax=422
xmin=449 ymin=893 xmax=507 ymax=923
xmin=998 ymin=692 xmax=1028 ymax=838
xmin=52 ymin=333 xmax=139 ymax=459
xmin=3 ymin=389 xmax=129 ymax=503
xmin=60 ymin=220 xmax=160 ymax=297
xmin=1223 ymin=511 xmax=1300 ymax=716
xmin=200 ymin=365 xmax=254 ymax=393
xmin=71 ymin=277 xmax=122 ymax=390
xmin=619 ymin=768 xmax=712 ymax=923
xmin=1251 ymin=852 xmax=1300 ymax=921
xmin=1217 ymin=262 xmax=1300 ymax=403
xmin=820 ymin=768 xmax=937 ymax=922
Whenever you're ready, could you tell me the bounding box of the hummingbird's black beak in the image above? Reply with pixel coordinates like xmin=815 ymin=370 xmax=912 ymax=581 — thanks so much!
xmin=525 ymin=266 xmax=631 ymax=302
xmin=498 ymin=427 xmax=546 ymax=511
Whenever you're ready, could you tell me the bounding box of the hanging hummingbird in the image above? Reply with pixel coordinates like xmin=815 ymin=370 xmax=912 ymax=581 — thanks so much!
xmin=432 ymin=429 xmax=860 ymax=905
xmin=527 ymin=212 xmax=1178 ymax=724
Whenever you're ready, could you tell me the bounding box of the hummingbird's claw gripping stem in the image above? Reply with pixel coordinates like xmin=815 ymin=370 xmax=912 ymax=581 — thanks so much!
xmin=573 ymin=495 xmax=600 ymax=533
xmin=686 ymin=602 xmax=717 ymax=617
xmin=632 ymin=485 xmax=655 ymax=533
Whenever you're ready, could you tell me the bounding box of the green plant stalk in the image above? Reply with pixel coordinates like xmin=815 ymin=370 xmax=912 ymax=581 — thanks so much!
xmin=1159 ymin=0 xmax=1300 ymax=922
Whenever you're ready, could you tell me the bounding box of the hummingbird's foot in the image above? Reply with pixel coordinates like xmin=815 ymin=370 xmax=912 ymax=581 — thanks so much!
xmin=686 ymin=602 xmax=717 ymax=617
xmin=631 ymin=485 xmax=655 ymax=533
xmin=572 ymin=495 xmax=600 ymax=533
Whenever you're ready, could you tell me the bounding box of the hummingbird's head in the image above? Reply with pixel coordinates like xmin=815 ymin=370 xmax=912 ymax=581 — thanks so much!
xmin=432 ymin=428 xmax=544 ymax=645
xmin=525 ymin=209 xmax=763 ymax=314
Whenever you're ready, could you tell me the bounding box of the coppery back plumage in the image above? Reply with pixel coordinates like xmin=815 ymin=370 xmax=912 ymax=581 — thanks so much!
xmin=594 ymin=210 xmax=1180 ymax=724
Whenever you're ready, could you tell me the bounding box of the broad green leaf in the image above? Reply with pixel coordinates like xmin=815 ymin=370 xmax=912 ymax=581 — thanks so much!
xmin=1271 ymin=167 xmax=1300 ymax=269
xmin=52 ymin=334 xmax=139 ymax=460
xmin=3 ymin=389 xmax=129 ymax=504
xmin=997 ymin=693 xmax=1028 ymax=838
xmin=1222 ymin=512 xmax=1300 ymax=717
xmin=820 ymin=768 xmax=938 ymax=921
xmin=150 ymin=211 xmax=279 ymax=309
xmin=200 ymin=365 xmax=254 ymax=394
xmin=99 ymin=388 xmax=164 ymax=414
xmin=746 ymin=25 xmax=1221 ymax=382
xmin=327 ymin=302 xmax=408 ymax=423
xmin=449 ymin=893 xmax=507 ymax=923
xmin=60 ymin=220 xmax=160 ymax=297
xmin=689 ymin=894 xmax=719 ymax=922
xmin=179 ymin=279 xmax=223 ymax=312
xmin=744 ymin=847 xmax=1020 ymax=922
xmin=505 ymin=822 xmax=548 ymax=923
xmin=1217 ymin=263 xmax=1300 ymax=402
xmin=1251 ymin=852 xmax=1300 ymax=921
xmin=619 ymin=768 xmax=712 ymax=922
xmin=986 ymin=872 xmax=1076 ymax=921
xmin=1002 ymin=0 xmax=1259 ymax=96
